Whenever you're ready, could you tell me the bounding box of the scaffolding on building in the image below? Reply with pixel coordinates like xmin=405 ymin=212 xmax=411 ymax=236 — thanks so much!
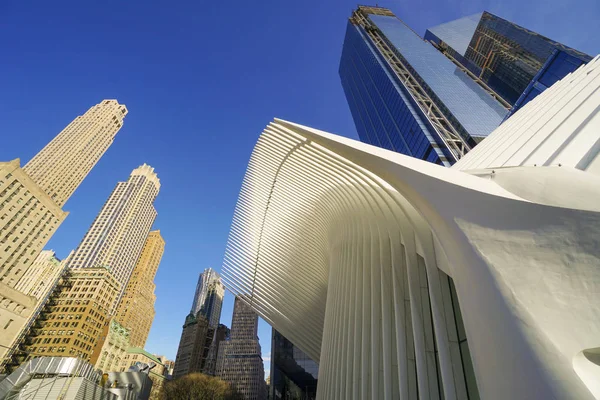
xmin=351 ymin=6 xmax=471 ymax=162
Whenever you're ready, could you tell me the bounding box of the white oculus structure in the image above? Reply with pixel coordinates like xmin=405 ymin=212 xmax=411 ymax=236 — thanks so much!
xmin=222 ymin=56 xmax=600 ymax=400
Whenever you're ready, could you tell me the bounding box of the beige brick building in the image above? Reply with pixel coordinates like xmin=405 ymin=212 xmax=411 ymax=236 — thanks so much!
xmin=0 ymin=100 xmax=127 ymax=370
xmin=0 ymin=160 xmax=67 ymax=286
xmin=90 ymin=318 xmax=131 ymax=374
xmin=14 ymin=249 xmax=71 ymax=302
xmin=0 ymin=281 xmax=36 ymax=360
xmin=0 ymin=100 xmax=127 ymax=287
xmin=25 ymin=267 xmax=120 ymax=361
xmin=23 ymin=100 xmax=128 ymax=208
xmin=115 ymin=230 xmax=164 ymax=347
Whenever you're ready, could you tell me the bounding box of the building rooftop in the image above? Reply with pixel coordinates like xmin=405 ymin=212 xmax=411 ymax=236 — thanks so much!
xmin=126 ymin=347 xmax=164 ymax=365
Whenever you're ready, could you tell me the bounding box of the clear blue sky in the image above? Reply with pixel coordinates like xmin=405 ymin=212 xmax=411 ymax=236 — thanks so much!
xmin=0 ymin=0 xmax=597 ymax=380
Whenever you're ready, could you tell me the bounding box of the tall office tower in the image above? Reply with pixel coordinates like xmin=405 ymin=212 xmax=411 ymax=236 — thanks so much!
xmin=23 ymin=100 xmax=128 ymax=208
xmin=173 ymin=313 xmax=210 ymax=379
xmin=14 ymin=250 xmax=71 ymax=301
xmin=339 ymin=6 xmax=508 ymax=165
xmin=0 ymin=100 xmax=126 ymax=287
xmin=425 ymin=12 xmax=592 ymax=111
xmin=270 ymin=329 xmax=318 ymax=400
xmin=216 ymin=297 xmax=267 ymax=400
xmin=24 ymin=267 xmax=120 ymax=362
xmin=67 ymin=164 xmax=160 ymax=308
xmin=191 ymin=268 xmax=225 ymax=327
xmin=115 ymin=230 xmax=165 ymax=347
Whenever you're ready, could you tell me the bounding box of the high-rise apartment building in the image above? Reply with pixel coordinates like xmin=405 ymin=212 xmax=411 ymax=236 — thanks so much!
xmin=425 ymin=12 xmax=592 ymax=109
xmin=25 ymin=267 xmax=120 ymax=362
xmin=23 ymin=100 xmax=128 ymax=208
xmin=191 ymin=268 xmax=225 ymax=327
xmin=0 ymin=100 xmax=126 ymax=287
xmin=67 ymin=164 xmax=160 ymax=308
xmin=216 ymin=297 xmax=267 ymax=400
xmin=14 ymin=250 xmax=71 ymax=302
xmin=0 ymin=160 xmax=68 ymax=286
xmin=173 ymin=313 xmax=210 ymax=379
xmin=115 ymin=230 xmax=165 ymax=347
xmin=270 ymin=329 xmax=318 ymax=400
xmin=339 ymin=6 xmax=508 ymax=165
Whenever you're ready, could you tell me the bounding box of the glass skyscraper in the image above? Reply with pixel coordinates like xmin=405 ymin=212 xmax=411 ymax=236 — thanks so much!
xmin=270 ymin=329 xmax=318 ymax=400
xmin=191 ymin=268 xmax=225 ymax=328
xmin=339 ymin=6 xmax=508 ymax=166
xmin=425 ymin=11 xmax=592 ymax=112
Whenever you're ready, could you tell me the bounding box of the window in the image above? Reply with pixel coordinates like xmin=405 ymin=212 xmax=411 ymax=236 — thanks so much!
xmin=4 ymin=319 xmax=13 ymax=330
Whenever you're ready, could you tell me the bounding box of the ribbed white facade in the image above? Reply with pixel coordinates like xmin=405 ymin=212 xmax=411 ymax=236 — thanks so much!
xmin=222 ymin=56 xmax=600 ymax=399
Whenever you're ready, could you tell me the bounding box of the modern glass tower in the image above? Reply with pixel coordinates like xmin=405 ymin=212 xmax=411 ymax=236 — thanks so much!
xmin=270 ymin=329 xmax=318 ymax=400
xmin=425 ymin=11 xmax=592 ymax=113
xmin=339 ymin=6 xmax=508 ymax=166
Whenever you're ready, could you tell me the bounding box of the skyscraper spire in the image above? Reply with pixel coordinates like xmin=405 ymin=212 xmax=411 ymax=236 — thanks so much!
xmin=24 ymin=100 xmax=128 ymax=207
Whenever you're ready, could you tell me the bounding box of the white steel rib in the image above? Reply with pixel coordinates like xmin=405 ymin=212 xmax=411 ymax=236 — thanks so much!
xmin=222 ymin=56 xmax=600 ymax=399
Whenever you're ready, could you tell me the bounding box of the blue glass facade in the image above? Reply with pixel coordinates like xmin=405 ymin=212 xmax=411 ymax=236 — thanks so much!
xmin=424 ymin=13 xmax=482 ymax=56
xmin=339 ymin=21 xmax=447 ymax=164
xmin=339 ymin=8 xmax=508 ymax=166
xmin=506 ymin=50 xmax=588 ymax=117
xmin=270 ymin=329 xmax=319 ymax=400
xmin=427 ymin=12 xmax=592 ymax=106
xmin=370 ymin=15 xmax=507 ymax=139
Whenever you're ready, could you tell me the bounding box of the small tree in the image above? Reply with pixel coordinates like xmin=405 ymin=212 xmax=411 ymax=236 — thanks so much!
xmin=160 ymin=373 xmax=243 ymax=400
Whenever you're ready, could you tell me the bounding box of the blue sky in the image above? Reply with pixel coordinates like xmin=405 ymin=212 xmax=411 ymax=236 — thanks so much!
xmin=0 ymin=0 xmax=597 ymax=380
